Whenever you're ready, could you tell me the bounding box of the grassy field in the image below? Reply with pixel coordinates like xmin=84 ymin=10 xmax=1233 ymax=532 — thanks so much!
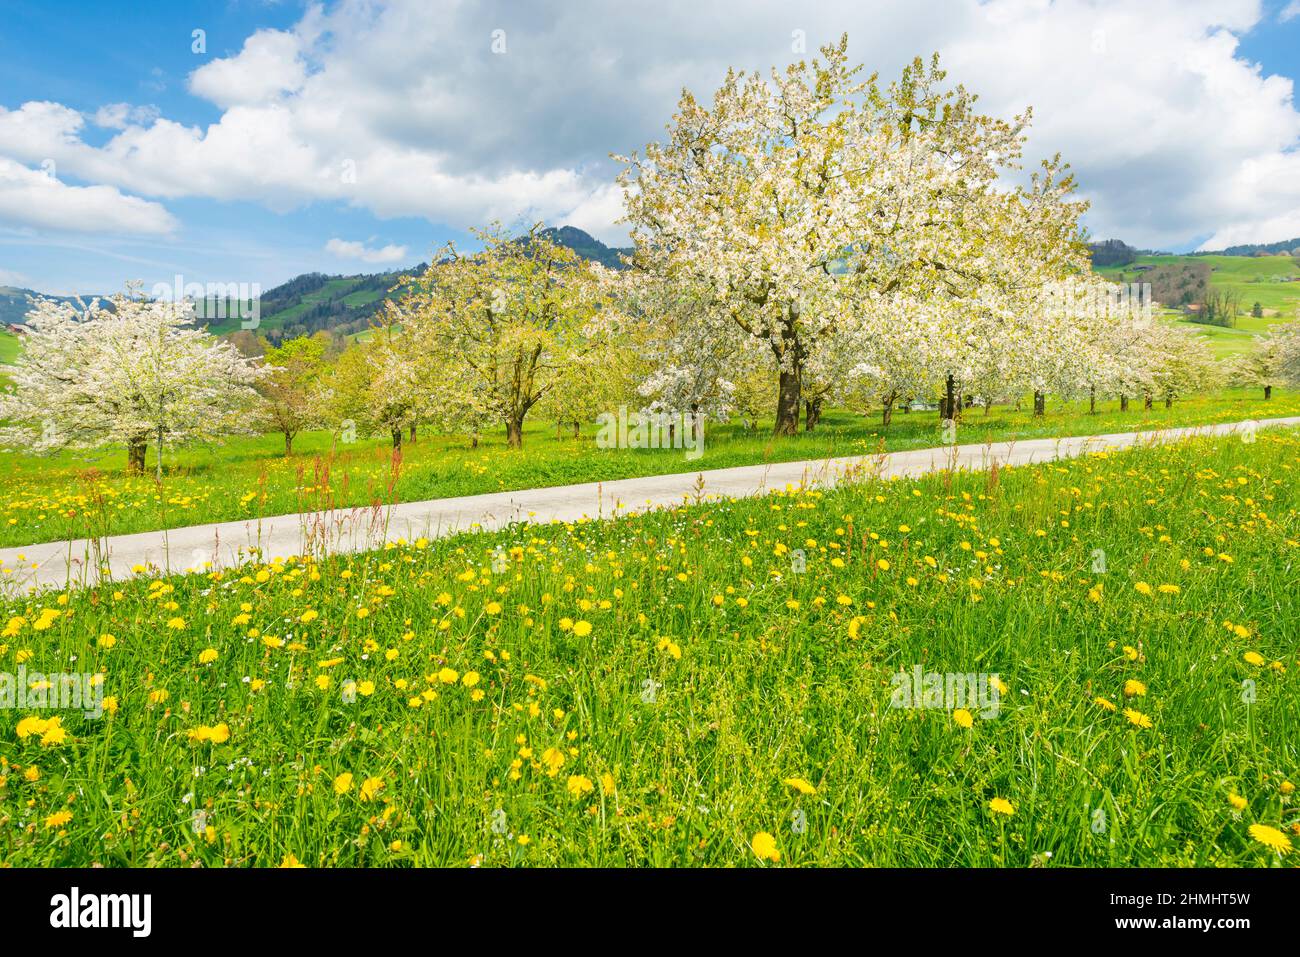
xmin=1 ymin=388 xmax=1297 ymax=549
xmin=0 ymin=331 xmax=19 ymax=365
xmin=1 ymin=427 xmax=1295 ymax=866
xmin=1097 ymin=253 xmax=1300 ymax=356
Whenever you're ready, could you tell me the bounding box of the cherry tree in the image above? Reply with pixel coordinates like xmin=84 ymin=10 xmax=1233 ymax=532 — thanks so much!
xmin=619 ymin=40 xmax=1092 ymax=435
xmin=256 ymin=334 xmax=332 ymax=455
xmin=1228 ymin=324 xmax=1299 ymax=400
xmin=391 ymin=224 xmax=617 ymax=449
xmin=0 ymin=287 xmax=264 ymax=475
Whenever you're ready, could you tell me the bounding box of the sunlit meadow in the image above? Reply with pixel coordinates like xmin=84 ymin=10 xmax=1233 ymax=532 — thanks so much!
xmin=1 ymin=429 xmax=1296 ymax=867
xmin=1 ymin=387 xmax=1297 ymax=550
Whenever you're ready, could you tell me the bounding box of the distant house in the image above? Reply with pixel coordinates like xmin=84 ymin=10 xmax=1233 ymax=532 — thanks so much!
xmin=4 ymin=323 xmax=26 ymax=335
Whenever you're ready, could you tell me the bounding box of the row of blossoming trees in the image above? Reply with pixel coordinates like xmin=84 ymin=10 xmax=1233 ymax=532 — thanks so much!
xmin=3 ymin=38 xmax=1300 ymax=472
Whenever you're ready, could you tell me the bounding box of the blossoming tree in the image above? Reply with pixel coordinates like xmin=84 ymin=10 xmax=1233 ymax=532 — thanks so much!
xmin=618 ymin=39 xmax=1095 ymax=435
xmin=0 ymin=287 xmax=264 ymax=475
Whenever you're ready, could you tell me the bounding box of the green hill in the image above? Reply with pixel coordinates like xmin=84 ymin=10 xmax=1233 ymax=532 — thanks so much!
xmin=202 ymin=226 xmax=631 ymax=343
xmin=1094 ymin=251 xmax=1300 ymax=356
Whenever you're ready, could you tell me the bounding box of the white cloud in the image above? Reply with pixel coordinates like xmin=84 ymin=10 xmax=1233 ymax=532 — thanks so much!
xmin=0 ymin=0 xmax=1297 ymax=249
xmin=1281 ymin=2 xmax=1300 ymax=23
xmin=0 ymin=157 xmax=177 ymax=235
xmin=93 ymin=103 xmax=160 ymax=130
xmin=325 ymin=237 xmax=409 ymax=264
xmin=188 ymin=28 xmax=311 ymax=108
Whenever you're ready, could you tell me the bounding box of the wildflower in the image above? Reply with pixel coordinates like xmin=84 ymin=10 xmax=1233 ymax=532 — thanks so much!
xmin=572 ymin=619 xmax=593 ymax=637
xmin=1243 ymin=651 xmax=1265 ymax=666
xmin=751 ymin=831 xmax=780 ymax=862
xmin=198 ymin=648 xmax=218 ymax=664
xmin=360 ymin=777 xmax=384 ymax=801
xmin=333 ymin=772 xmax=354 ymax=795
xmin=280 ymin=854 xmax=306 ymax=868
xmin=542 ymin=748 xmax=566 ymax=775
xmin=783 ymin=777 xmax=817 ymax=796
xmin=1228 ymin=793 xmax=1248 ymax=812
xmin=566 ymin=774 xmax=595 ymax=798
xmin=1123 ymin=679 xmax=1146 ymax=698
xmin=1247 ymin=824 xmax=1292 ymax=854
xmin=44 ymin=810 xmax=73 ymax=830
xmin=988 ymin=797 xmax=1016 ymax=817
xmin=1094 ymin=696 xmax=1117 ymax=712
xmin=953 ymin=709 xmax=974 ymax=729
xmin=1122 ymin=708 xmax=1152 ymax=729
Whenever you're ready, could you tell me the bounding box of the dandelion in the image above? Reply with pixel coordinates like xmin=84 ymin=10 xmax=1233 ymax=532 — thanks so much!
xmin=1243 ymin=651 xmax=1265 ymax=666
xmin=333 ymin=772 xmax=354 ymax=795
xmin=1247 ymin=824 xmax=1291 ymax=854
xmin=783 ymin=777 xmax=817 ymax=796
xmin=542 ymin=747 xmax=566 ymax=775
xmin=751 ymin=831 xmax=780 ymax=862
xmin=1123 ymin=679 xmax=1146 ymax=698
xmin=566 ymin=774 xmax=594 ymax=798
xmin=1228 ymin=793 xmax=1248 ymax=812
xmin=953 ymin=709 xmax=974 ymax=729
xmin=360 ymin=777 xmax=384 ymax=801
xmin=572 ymin=620 xmax=593 ymax=637
xmin=1122 ymin=708 xmax=1152 ymax=729
xmin=988 ymin=797 xmax=1016 ymax=817
xmin=44 ymin=810 xmax=73 ymax=830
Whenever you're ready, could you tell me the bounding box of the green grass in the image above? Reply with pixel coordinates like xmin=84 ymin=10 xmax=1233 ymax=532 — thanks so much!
xmin=2 ymin=388 xmax=1298 ymax=549
xmin=1097 ymin=253 xmax=1300 ymax=356
xmin=0 ymin=331 xmax=19 ymax=365
xmin=1 ymin=427 xmax=1295 ymax=866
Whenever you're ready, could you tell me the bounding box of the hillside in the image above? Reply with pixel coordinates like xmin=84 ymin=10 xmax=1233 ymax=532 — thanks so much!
xmin=0 ymin=226 xmax=631 ymax=350
xmin=205 ymin=226 xmax=631 ymax=343
xmin=1095 ymin=251 xmax=1300 ymax=356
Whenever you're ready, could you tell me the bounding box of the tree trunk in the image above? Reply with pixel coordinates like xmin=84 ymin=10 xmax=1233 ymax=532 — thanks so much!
xmin=572 ymin=420 xmax=580 ymax=438
xmin=1264 ymin=385 xmax=1272 ymax=400
xmin=964 ymin=394 xmax=973 ymax=409
xmin=1144 ymin=395 xmax=1153 ymax=410
xmin=471 ymin=433 xmax=479 ymax=449
xmin=775 ymin=365 xmax=801 ymax=436
xmin=1033 ymin=391 xmax=1046 ymax=417
xmin=409 ymin=422 xmax=417 ymax=444
xmin=391 ymin=427 xmax=402 ymax=451
xmin=1089 ymin=386 xmax=1096 ymax=415
xmin=804 ymin=397 xmax=823 ymax=432
xmin=127 ymin=435 xmax=147 ymax=474
xmin=881 ymin=391 xmax=896 ymax=427
xmin=506 ymin=416 xmax=524 ymax=449
xmin=284 ymin=431 xmax=294 ymax=456
xmin=1120 ymin=395 xmax=1129 ymax=412
xmin=939 ymin=374 xmax=957 ymax=422
xmin=1165 ymin=395 xmax=1172 ymax=409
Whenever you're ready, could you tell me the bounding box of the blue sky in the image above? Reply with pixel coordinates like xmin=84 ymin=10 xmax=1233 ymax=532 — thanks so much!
xmin=2 ymin=0 xmax=1299 ymax=296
